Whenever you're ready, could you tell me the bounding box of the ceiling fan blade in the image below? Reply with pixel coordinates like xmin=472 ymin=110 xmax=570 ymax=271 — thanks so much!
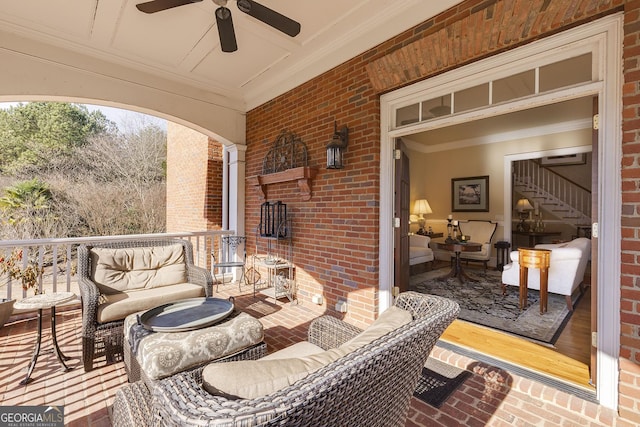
xmin=215 ymin=7 xmax=238 ymax=53
xmin=136 ymin=0 xmax=202 ymax=14
xmin=236 ymin=0 xmax=300 ymax=37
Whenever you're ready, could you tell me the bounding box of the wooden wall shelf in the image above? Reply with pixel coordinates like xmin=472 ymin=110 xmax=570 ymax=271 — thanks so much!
xmin=248 ymin=166 xmax=318 ymax=201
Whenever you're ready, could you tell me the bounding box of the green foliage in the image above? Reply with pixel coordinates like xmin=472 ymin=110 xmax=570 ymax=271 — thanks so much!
xmin=0 ymin=102 xmax=115 ymax=174
xmin=0 ymin=178 xmax=51 ymax=216
xmin=0 ymin=103 xmax=167 ymax=239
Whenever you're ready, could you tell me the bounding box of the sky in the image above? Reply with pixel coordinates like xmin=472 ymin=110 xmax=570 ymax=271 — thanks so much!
xmin=0 ymin=102 xmax=167 ymax=131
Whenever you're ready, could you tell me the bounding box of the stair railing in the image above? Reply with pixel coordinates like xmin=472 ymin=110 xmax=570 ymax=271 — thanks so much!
xmin=513 ymin=159 xmax=591 ymax=224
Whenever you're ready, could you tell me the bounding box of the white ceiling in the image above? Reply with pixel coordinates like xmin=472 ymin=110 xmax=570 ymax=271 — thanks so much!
xmin=0 ymin=0 xmax=462 ymax=111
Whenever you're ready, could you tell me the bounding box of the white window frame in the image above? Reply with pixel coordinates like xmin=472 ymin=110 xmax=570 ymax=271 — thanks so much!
xmin=379 ymin=14 xmax=622 ymax=409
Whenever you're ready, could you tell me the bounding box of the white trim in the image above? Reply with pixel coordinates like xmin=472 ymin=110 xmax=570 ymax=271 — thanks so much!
xmin=502 ymin=145 xmax=592 ymax=242
xmin=379 ymin=14 xmax=622 ymax=409
xmin=404 ymin=118 xmax=593 ymax=154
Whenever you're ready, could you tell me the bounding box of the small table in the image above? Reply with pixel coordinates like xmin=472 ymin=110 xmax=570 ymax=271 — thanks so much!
xmin=14 ymin=291 xmax=76 ymax=384
xmin=434 ymin=241 xmax=482 ymax=283
xmin=518 ymin=248 xmax=551 ymax=314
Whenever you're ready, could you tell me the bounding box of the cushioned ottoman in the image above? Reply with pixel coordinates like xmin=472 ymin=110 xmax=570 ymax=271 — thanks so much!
xmin=123 ymin=310 xmax=265 ymax=385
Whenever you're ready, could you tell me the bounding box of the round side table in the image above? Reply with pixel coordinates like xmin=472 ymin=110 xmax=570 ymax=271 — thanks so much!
xmin=14 ymin=291 xmax=77 ymax=384
xmin=517 ymin=248 xmax=551 ymax=314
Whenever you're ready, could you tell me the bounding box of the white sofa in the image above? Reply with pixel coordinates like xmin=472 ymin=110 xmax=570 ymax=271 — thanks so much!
xmin=410 ymin=234 xmax=434 ymax=273
xmin=501 ymin=237 xmax=591 ymax=311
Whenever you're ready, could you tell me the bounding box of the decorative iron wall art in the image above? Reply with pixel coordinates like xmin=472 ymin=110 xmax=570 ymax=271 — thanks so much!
xmin=262 ymin=130 xmax=308 ymax=174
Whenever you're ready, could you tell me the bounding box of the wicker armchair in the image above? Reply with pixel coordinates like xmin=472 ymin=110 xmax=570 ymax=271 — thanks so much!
xmin=78 ymin=239 xmax=213 ymax=372
xmin=111 ymin=292 xmax=458 ymax=427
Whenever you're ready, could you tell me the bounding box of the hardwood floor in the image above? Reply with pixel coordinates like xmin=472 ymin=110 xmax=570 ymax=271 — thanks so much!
xmin=433 ymin=263 xmax=594 ymax=390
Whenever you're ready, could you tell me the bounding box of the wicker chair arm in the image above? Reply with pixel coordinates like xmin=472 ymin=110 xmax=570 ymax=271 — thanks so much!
xmin=152 ymin=366 xmax=288 ymax=426
xmin=307 ymin=315 xmax=363 ymax=350
xmin=186 ymin=264 xmax=214 ymax=297
xmin=77 ymin=276 xmax=101 ymax=332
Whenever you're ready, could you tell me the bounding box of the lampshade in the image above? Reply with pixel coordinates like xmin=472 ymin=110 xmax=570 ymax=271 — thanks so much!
xmin=516 ymin=198 xmax=534 ymax=212
xmin=413 ymin=199 xmax=432 ymax=215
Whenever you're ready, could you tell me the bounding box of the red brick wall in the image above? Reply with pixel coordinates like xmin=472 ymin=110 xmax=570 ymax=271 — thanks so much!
xmin=621 ymin=1 xmax=640 ymax=422
xmin=166 ymin=122 xmax=223 ymax=264
xmin=245 ymin=0 xmax=639 ymax=418
xmin=246 ymin=64 xmax=381 ymax=327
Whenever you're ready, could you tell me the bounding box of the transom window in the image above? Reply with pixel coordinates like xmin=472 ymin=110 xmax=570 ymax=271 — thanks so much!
xmin=394 ymin=53 xmax=592 ymax=127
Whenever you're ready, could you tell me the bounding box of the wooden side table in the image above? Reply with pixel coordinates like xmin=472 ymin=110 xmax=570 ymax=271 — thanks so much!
xmin=14 ymin=291 xmax=76 ymax=384
xmin=434 ymin=241 xmax=482 ymax=283
xmin=517 ymin=248 xmax=551 ymax=314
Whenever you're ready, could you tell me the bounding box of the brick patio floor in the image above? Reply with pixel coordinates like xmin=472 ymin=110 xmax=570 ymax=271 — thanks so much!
xmin=0 ymin=286 xmax=631 ymax=426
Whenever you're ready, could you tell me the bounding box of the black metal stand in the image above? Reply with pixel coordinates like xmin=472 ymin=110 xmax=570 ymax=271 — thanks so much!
xmin=494 ymin=241 xmax=511 ymax=272
xmin=20 ymin=307 xmax=71 ymax=385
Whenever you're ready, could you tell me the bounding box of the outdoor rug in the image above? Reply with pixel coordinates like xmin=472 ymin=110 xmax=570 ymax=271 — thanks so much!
xmin=410 ymin=266 xmax=578 ymax=345
xmin=413 ymin=358 xmax=471 ymax=408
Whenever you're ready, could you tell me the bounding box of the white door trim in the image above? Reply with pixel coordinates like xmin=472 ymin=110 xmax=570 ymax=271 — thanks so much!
xmin=379 ymin=14 xmax=622 ymax=409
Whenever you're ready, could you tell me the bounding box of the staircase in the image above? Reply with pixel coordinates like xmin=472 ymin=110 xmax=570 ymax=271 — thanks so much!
xmin=513 ymin=159 xmax=591 ymax=227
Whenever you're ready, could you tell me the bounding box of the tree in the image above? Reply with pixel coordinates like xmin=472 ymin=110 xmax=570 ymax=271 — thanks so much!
xmin=0 ymin=104 xmax=167 ymax=238
xmin=0 ymin=178 xmax=73 ymax=239
xmin=0 ymin=102 xmax=115 ymax=174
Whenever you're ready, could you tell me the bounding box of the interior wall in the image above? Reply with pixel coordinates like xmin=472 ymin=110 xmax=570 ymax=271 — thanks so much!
xmin=407 ymin=127 xmax=592 ymax=244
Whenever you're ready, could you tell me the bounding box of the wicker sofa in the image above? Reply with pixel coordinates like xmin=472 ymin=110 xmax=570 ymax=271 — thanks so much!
xmin=110 ymin=292 xmax=459 ymax=427
xmin=78 ymin=239 xmax=213 ymax=372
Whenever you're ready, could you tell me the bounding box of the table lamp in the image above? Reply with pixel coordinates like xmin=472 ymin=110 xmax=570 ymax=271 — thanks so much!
xmin=516 ymin=198 xmax=534 ymax=232
xmin=413 ymin=199 xmax=432 ymax=235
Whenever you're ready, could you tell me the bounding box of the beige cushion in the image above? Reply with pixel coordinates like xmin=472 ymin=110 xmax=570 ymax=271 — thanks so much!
xmin=90 ymin=244 xmax=187 ymax=294
xmin=339 ymin=306 xmax=413 ymax=351
xmin=201 ymin=306 xmax=413 ymax=399
xmin=261 ymin=341 xmax=325 ymax=360
xmin=97 ymin=283 xmax=205 ymax=323
xmin=202 ymin=347 xmax=348 ymax=399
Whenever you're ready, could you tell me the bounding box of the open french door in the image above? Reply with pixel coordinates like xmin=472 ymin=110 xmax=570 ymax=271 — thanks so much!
xmin=394 ymin=139 xmax=410 ymax=293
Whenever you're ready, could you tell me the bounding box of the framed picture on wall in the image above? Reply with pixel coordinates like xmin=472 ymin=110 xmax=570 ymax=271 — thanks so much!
xmin=451 ymin=175 xmax=489 ymax=212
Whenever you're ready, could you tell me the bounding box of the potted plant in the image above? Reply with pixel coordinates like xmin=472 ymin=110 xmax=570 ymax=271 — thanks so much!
xmin=0 ymin=249 xmax=43 ymax=327
xmin=0 ymin=298 xmax=14 ymax=329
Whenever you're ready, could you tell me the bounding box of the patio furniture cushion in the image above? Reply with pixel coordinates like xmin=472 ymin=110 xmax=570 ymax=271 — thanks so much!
xmin=201 ymin=305 xmax=412 ymax=399
xmin=90 ymin=244 xmax=187 ymax=294
xmin=260 ymin=341 xmax=324 ymax=360
xmin=123 ymin=311 xmax=264 ymax=381
xmin=97 ymin=283 xmax=204 ymax=323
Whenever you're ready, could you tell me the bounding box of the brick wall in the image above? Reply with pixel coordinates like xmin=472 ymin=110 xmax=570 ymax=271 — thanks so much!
xmin=166 ymin=122 xmax=223 ymax=264
xmin=246 ymin=67 xmax=381 ymax=327
xmin=621 ymin=1 xmax=640 ymax=422
xmin=244 ymin=0 xmax=639 ymax=419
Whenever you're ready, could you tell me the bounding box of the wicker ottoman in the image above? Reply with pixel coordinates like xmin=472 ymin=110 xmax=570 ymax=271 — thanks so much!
xmin=123 ymin=311 xmax=265 ymax=385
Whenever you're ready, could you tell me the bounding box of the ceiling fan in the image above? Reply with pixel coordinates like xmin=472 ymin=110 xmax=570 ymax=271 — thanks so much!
xmin=136 ymin=0 xmax=301 ymax=53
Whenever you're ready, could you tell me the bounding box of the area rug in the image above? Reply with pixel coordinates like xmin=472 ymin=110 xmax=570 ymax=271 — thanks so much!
xmin=410 ymin=267 xmax=578 ymax=345
xmin=413 ymin=358 xmax=471 ymax=408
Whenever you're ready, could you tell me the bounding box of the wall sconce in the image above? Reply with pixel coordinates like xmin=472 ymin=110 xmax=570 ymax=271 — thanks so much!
xmin=326 ymin=122 xmax=349 ymax=169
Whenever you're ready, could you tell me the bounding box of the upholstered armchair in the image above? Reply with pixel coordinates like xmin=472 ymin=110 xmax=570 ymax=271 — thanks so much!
xmin=454 ymin=220 xmax=497 ymax=270
xmin=501 ymin=237 xmax=591 ymax=310
xmin=410 ymin=234 xmax=434 ymax=274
